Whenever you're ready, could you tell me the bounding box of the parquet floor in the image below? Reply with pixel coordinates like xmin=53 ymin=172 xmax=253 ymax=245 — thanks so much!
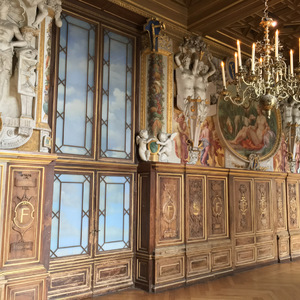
xmin=89 ymin=260 xmax=300 ymax=300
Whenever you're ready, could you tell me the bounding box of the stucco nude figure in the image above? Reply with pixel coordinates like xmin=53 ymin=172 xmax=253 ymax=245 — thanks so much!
xmin=0 ymin=0 xmax=27 ymax=100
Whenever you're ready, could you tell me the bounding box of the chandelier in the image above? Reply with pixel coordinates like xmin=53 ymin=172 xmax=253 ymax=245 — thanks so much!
xmin=220 ymin=0 xmax=300 ymax=118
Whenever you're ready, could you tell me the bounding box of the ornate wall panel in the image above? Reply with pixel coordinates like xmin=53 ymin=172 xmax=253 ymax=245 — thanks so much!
xmin=256 ymin=243 xmax=275 ymax=261
xmin=5 ymin=277 xmax=46 ymax=300
xmin=48 ymin=264 xmax=92 ymax=299
xmin=186 ymin=175 xmax=205 ymax=242
xmin=287 ymin=181 xmax=299 ymax=230
xmin=155 ymin=255 xmax=185 ymax=286
xmin=93 ymin=257 xmax=133 ymax=293
xmin=136 ymin=257 xmax=150 ymax=286
xmin=3 ymin=166 xmax=44 ymax=265
xmin=211 ymin=248 xmax=232 ymax=271
xmin=277 ymin=235 xmax=290 ymax=261
xmin=156 ymin=174 xmax=184 ymax=246
xmin=207 ymin=177 xmax=228 ymax=239
xmin=235 ymin=246 xmax=255 ymax=266
xmin=290 ymin=235 xmax=300 ymax=258
xmin=137 ymin=174 xmax=150 ymax=252
xmin=255 ymin=180 xmax=272 ymax=232
xmin=275 ymin=180 xmax=287 ymax=231
xmin=186 ymin=252 xmax=210 ymax=277
xmin=233 ymin=179 xmax=253 ymax=235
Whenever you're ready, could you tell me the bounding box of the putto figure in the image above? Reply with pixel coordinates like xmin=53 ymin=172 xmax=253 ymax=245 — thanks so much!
xmin=136 ymin=129 xmax=154 ymax=161
xmin=157 ymin=132 xmax=177 ymax=162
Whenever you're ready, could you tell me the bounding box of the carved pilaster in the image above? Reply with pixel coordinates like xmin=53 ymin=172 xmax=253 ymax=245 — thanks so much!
xmin=0 ymin=0 xmax=62 ymax=152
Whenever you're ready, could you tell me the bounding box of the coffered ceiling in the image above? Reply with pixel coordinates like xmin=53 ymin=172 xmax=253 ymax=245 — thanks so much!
xmin=75 ymin=0 xmax=300 ymax=58
xmin=184 ymin=0 xmax=300 ymax=58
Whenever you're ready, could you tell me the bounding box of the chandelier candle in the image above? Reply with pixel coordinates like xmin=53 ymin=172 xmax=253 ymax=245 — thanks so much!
xmin=221 ymin=61 xmax=226 ymax=88
xmin=275 ymin=30 xmax=278 ymax=59
xmin=290 ymin=50 xmax=294 ymax=76
xmin=221 ymin=0 xmax=300 ymax=117
xmin=251 ymin=43 xmax=256 ymax=72
xmin=235 ymin=52 xmax=238 ymax=74
xmin=237 ymin=40 xmax=242 ymax=67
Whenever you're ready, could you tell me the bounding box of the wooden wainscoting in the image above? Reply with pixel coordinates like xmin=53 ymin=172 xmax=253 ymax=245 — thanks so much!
xmin=136 ymin=163 xmax=294 ymax=293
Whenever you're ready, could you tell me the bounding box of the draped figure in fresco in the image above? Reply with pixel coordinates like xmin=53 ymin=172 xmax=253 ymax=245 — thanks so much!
xmin=230 ymin=105 xmax=275 ymax=151
xmin=199 ymin=120 xmax=210 ymax=166
xmin=174 ymin=112 xmax=189 ymax=163
xmin=0 ymin=0 xmax=27 ymax=102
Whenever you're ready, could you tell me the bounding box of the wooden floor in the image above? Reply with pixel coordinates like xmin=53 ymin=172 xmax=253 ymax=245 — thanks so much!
xmin=88 ymin=260 xmax=300 ymax=300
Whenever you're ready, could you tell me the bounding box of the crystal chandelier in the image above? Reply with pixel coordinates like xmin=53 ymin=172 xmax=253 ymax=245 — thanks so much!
xmin=220 ymin=0 xmax=300 ymax=118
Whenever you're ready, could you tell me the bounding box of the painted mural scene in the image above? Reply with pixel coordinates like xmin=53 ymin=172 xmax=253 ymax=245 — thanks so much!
xmin=1 ymin=0 xmax=300 ymax=299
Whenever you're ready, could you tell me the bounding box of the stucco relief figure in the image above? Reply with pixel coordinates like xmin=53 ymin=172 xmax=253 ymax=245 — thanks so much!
xmin=194 ymin=54 xmax=216 ymax=101
xmin=47 ymin=0 xmax=63 ymax=27
xmin=22 ymin=0 xmax=48 ymax=28
xmin=136 ymin=129 xmax=154 ymax=161
xmin=0 ymin=0 xmax=27 ymax=104
xmin=157 ymin=132 xmax=177 ymax=162
xmin=174 ymin=37 xmax=202 ymax=111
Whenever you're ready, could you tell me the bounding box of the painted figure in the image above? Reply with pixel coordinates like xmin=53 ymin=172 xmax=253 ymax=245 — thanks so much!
xmin=230 ymin=105 xmax=275 ymax=151
xmin=199 ymin=120 xmax=210 ymax=166
xmin=174 ymin=113 xmax=189 ymax=163
xmin=136 ymin=129 xmax=154 ymax=161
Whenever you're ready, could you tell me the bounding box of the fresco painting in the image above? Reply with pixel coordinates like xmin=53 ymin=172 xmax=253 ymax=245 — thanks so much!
xmin=218 ymin=98 xmax=279 ymax=160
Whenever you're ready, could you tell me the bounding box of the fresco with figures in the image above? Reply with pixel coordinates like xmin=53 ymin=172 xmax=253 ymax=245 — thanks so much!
xmin=218 ymin=98 xmax=280 ymax=161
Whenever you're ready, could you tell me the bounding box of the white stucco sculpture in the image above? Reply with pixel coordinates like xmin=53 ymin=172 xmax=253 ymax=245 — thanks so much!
xmin=136 ymin=129 xmax=154 ymax=161
xmin=0 ymin=0 xmax=63 ymax=151
xmin=0 ymin=0 xmax=27 ymax=102
xmin=157 ymin=132 xmax=177 ymax=162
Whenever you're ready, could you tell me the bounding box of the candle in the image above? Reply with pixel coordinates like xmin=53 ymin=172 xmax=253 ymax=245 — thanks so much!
xmin=275 ymin=30 xmax=279 ymax=59
xmin=237 ymin=40 xmax=242 ymax=67
xmin=299 ymin=38 xmax=300 ymax=63
xmin=259 ymin=57 xmax=263 ymax=65
xmin=221 ymin=61 xmax=226 ymax=88
xmin=234 ymin=52 xmax=238 ymax=74
xmin=290 ymin=49 xmax=294 ymax=76
xmin=251 ymin=43 xmax=256 ymax=72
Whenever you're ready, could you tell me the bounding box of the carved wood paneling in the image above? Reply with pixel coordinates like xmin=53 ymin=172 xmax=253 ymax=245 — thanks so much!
xmin=187 ymin=252 xmax=210 ymax=276
xmin=255 ymin=180 xmax=272 ymax=232
xmin=137 ymin=174 xmax=150 ymax=252
xmin=186 ymin=176 xmax=205 ymax=242
xmin=233 ymin=179 xmax=253 ymax=235
xmin=287 ymin=182 xmax=299 ymax=230
xmin=278 ymin=236 xmax=290 ymax=260
xmin=211 ymin=249 xmax=231 ymax=271
xmin=156 ymin=175 xmax=183 ymax=246
xmin=256 ymin=243 xmax=274 ymax=261
xmin=275 ymin=180 xmax=287 ymax=231
xmin=6 ymin=278 xmax=46 ymax=300
xmin=290 ymin=235 xmax=300 ymax=258
xmin=136 ymin=258 xmax=149 ymax=284
xmin=207 ymin=177 xmax=228 ymax=238
xmin=3 ymin=167 xmax=44 ymax=265
xmin=155 ymin=256 xmax=185 ymax=284
xmin=49 ymin=264 xmax=92 ymax=298
xmin=94 ymin=258 xmax=133 ymax=290
xmin=235 ymin=247 xmax=255 ymax=266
